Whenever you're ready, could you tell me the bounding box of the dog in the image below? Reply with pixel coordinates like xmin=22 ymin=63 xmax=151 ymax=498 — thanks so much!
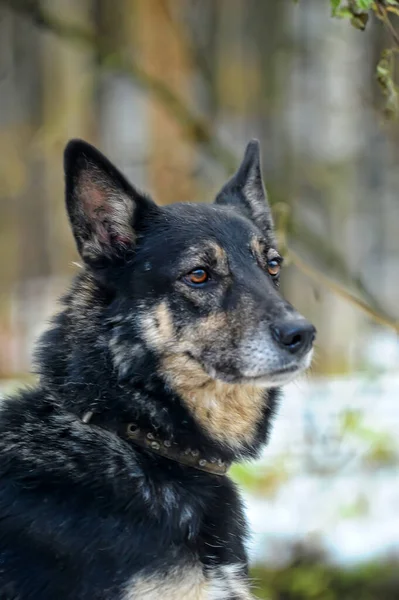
xmin=0 ymin=139 xmax=315 ymax=599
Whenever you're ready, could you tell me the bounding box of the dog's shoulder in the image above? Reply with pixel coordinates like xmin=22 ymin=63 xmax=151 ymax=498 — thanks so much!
xmin=0 ymin=390 xmax=195 ymax=597
xmin=0 ymin=389 xmax=250 ymax=599
xmin=0 ymin=388 xmax=147 ymax=504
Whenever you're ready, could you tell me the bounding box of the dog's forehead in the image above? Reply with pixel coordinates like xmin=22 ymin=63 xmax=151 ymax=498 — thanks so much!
xmin=157 ymin=203 xmax=261 ymax=249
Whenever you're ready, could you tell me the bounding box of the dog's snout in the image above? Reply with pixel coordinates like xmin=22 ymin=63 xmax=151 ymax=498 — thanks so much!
xmin=270 ymin=319 xmax=316 ymax=355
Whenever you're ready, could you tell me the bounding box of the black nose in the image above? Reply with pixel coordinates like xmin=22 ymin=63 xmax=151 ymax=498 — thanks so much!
xmin=270 ymin=319 xmax=316 ymax=355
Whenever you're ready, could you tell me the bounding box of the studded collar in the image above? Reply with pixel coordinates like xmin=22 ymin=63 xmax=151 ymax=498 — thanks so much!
xmin=82 ymin=411 xmax=230 ymax=476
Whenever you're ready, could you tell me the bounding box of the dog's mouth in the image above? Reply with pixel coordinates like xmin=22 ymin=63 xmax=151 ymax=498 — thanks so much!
xmin=240 ymin=361 xmax=309 ymax=387
xmin=187 ymin=349 xmax=313 ymax=388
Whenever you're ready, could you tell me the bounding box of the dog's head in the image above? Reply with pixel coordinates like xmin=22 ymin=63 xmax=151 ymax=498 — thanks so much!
xmin=64 ymin=139 xmax=315 ymax=451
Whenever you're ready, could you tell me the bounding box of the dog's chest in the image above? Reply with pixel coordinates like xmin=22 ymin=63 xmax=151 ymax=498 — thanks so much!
xmin=123 ymin=562 xmax=252 ymax=600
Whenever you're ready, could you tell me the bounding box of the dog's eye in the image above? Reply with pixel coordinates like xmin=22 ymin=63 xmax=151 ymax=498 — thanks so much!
xmin=183 ymin=268 xmax=209 ymax=286
xmin=267 ymin=259 xmax=281 ymax=277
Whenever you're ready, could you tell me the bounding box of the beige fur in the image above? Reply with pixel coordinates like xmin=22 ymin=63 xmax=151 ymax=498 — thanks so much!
xmin=69 ymin=273 xmax=100 ymax=323
xmin=140 ymin=301 xmax=176 ymax=350
xmin=208 ymin=242 xmax=229 ymax=273
xmin=123 ymin=563 xmax=254 ymax=600
xmin=161 ymin=353 xmax=264 ymax=448
xmin=250 ymin=237 xmax=267 ymax=268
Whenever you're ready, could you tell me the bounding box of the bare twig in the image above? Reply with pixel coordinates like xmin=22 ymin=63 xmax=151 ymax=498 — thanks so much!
xmin=289 ymin=249 xmax=399 ymax=333
xmin=374 ymin=2 xmax=399 ymax=48
xmin=289 ymin=220 xmax=398 ymax=325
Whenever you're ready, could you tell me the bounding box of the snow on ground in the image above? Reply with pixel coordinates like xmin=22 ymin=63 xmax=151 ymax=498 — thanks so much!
xmin=245 ymin=371 xmax=399 ymax=566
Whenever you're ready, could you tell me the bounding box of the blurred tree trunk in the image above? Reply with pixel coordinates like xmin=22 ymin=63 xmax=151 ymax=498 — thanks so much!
xmin=133 ymin=0 xmax=195 ymax=204
xmin=41 ymin=0 xmax=95 ymax=273
xmin=95 ymin=0 xmax=149 ymax=191
xmin=0 ymin=7 xmax=48 ymax=373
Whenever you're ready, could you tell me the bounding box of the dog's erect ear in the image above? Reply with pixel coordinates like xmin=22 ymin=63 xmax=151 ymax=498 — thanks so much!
xmin=214 ymin=140 xmax=274 ymax=240
xmin=64 ymin=139 xmax=157 ymax=266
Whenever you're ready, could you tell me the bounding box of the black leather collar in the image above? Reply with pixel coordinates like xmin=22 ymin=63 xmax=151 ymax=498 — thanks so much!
xmin=82 ymin=411 xmax=230 ymax=476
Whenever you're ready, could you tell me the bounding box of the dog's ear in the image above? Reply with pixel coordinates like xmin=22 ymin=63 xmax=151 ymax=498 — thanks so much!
xmin=214 ymin=140 xmax=274 ymax=240
xmin=64 ymin=139 xmax=157 ymax=266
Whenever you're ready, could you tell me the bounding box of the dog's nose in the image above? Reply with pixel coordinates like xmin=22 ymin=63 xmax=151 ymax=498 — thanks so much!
xmin=270 ymin=320 xmax=316 ymax=355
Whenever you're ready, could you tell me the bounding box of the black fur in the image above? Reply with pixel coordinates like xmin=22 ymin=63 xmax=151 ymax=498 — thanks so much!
xmin=0 ymin=139 xmax=314 ymax=599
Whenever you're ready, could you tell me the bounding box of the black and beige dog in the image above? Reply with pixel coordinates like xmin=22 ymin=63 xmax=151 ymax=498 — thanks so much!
xmin=0 ymin=139 xmax=315 ymax=599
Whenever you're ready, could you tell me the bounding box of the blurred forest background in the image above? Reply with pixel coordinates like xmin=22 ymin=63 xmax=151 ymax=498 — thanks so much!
xmin=0 ymin=0 xmax=399 ymax=598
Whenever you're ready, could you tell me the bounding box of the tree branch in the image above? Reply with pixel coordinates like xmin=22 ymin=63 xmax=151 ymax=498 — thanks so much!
xmin=2 ymin=0 xmax=398 ymax=333
xmin=0 ymin=0 xmax=237 ymax=173
xmin=289 ymin=249 xmax=399 ymax=333
xmin=289 ymin=221 xmax=398 ymax=327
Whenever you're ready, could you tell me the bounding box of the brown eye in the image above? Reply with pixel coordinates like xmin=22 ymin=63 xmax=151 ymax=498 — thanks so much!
xmin=183 ymin=268 xmax=209 ymax=286
xmin=267 ymin=259 xmax=281 ymax=277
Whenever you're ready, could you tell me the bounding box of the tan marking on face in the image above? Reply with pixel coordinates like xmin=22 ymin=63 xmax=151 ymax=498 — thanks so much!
xmin=250 ymin=237 xmax=267 ymax=268
xmin=156 ymin=302 xmax=175 ymax=343
xmin=141 ymin=306 xmax=228 ymax=354
xmin=177 ymin=241 xmax=229 ymax=277
xmin=124 ymin=563 xmax=253 ymax=600
xmin=194 ymin=312 xmax=227 ymax=336
xmin=161 ymin=353 xmax=264 ymax=449
xmin=140 ymin=301 xmax=176 ymax=350
xmin=209 ymin=242 xmax=229 ymax=273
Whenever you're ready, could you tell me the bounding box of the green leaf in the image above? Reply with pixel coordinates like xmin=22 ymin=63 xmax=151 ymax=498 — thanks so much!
xmin=331 ymin=0 xmax=372 ymax=27
xmin=331 ymin=0 xmax=343 ymax=16
xmin=331 ymin=0 xmax=344 ymax=16
xmin=356 ymin=0 xmax=373 ymax=10
xmin=334 ymin=7 xmax=353 ymax=18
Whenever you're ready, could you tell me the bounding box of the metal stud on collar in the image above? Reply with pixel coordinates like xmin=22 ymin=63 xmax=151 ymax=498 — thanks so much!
xmin=124 ymin=423 xmax=230 ymax=476
xmin=82 ymin=411 xmax=94 ymax=424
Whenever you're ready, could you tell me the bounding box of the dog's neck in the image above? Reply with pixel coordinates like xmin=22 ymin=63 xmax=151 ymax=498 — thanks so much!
xmin=80 ymin=411 xmax=231 ymax=476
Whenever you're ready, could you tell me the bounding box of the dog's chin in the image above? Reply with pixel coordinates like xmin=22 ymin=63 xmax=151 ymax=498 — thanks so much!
xmin=240 ymin=366 xmax=304 ymax=388
xmin=204 ymin=350 xmax=313 ymax=388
